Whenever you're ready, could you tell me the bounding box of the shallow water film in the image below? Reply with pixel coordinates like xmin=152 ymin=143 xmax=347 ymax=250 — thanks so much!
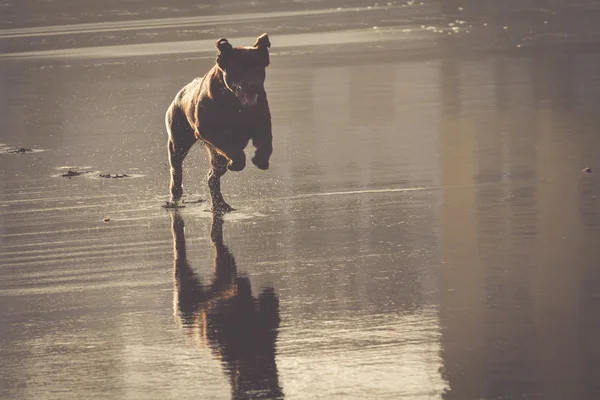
xmin=2 ymin=1 xmax=600 ymax=399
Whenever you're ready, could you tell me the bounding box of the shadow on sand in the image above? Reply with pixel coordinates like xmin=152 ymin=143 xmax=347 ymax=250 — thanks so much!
xmin=170 ymin=211 xmax=283 ymax=399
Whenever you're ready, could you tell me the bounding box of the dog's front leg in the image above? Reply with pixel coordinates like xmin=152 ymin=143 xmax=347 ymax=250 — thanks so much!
xmin=206 ymin=147 xmax=235 ymax=212
xmin=198 ymin=128 xmax=247 ymax=172
xmin=250 ymin=106 xmax=273 ymax=170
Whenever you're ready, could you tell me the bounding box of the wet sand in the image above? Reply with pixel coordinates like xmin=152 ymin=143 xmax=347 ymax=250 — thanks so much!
xmin=2 ymin=1 xmax=600 ymax=399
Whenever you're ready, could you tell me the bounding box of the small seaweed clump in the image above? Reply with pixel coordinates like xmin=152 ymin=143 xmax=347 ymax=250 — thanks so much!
xmin=61 ymin=170 xmax=85 ymax=178
xmin=8 ymin=148 xmax=32 ymax=154
xmin=99 ymin=173 xmax=129 ymax=179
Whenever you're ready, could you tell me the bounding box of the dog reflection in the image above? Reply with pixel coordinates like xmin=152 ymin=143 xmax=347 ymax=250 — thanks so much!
xmin=171 ymin=212 xmax=283 ymax=399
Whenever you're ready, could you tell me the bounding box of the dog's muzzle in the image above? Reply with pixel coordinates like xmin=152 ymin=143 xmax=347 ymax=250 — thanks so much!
xmin=236 ymin=83 xmax=262 ymax=107
xmin=239 ymin=91 xmax=259 ymax=107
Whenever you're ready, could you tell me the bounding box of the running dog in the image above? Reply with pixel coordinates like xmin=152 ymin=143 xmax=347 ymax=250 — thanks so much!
xmin=165 ymin=34 xmax=272 ymax=212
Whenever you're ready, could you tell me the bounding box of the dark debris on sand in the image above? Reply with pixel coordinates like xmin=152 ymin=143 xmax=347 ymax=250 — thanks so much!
xmin=6 ymin=148 xmax=32 ymax=154
xmin=98 ymin=173 xmax=129 ymax=179
xmin=61 ymin=170 xmax=88 ymax=178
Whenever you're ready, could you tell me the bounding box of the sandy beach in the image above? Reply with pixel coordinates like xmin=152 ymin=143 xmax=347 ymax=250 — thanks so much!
xmin=2 ymin=1 xmax=600 ymax=399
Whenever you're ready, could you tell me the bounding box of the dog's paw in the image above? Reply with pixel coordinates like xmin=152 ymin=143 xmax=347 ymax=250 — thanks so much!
xmin=211 ymin=202 xmax=235 ymax=213
xmin=252 ymin=155 xmax=269 ymax=170
xmin=163 ymin=200 xmax=185 ymax=209
xmin=227 ymin=156 xmax=246 ymax=172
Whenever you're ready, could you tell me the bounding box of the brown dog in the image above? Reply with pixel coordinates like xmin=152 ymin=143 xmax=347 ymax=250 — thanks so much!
xmin=165 ymin=34 xmax=273 ymax=212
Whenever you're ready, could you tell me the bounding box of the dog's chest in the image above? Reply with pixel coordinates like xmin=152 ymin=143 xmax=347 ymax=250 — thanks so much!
xmin=221 ymin=107 xmax=259 ymax=130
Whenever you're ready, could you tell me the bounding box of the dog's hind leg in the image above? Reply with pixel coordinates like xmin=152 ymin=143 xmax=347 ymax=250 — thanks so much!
xmin=207 ymin=147 xmax=234 ymax=213
xmin=166 ymin=106 xmax=196 ymax=206
xmin=167 ymin=138 xmax=195 ymax=205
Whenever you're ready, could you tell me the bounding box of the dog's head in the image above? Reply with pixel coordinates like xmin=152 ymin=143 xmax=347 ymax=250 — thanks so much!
xmin=215 ymin=34 xmax=271 ymax=108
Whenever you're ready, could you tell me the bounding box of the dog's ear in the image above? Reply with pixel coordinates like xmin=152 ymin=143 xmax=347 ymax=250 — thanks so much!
xmin=253 ymin=33 xmax=271 ymax=49
xmin=216 ymin=38 xmax=233 ymax=52
xmin=216 ymin=38 xmax=233 ymax=68
xmin=253 ymin=33 xmax=270 ymax=67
